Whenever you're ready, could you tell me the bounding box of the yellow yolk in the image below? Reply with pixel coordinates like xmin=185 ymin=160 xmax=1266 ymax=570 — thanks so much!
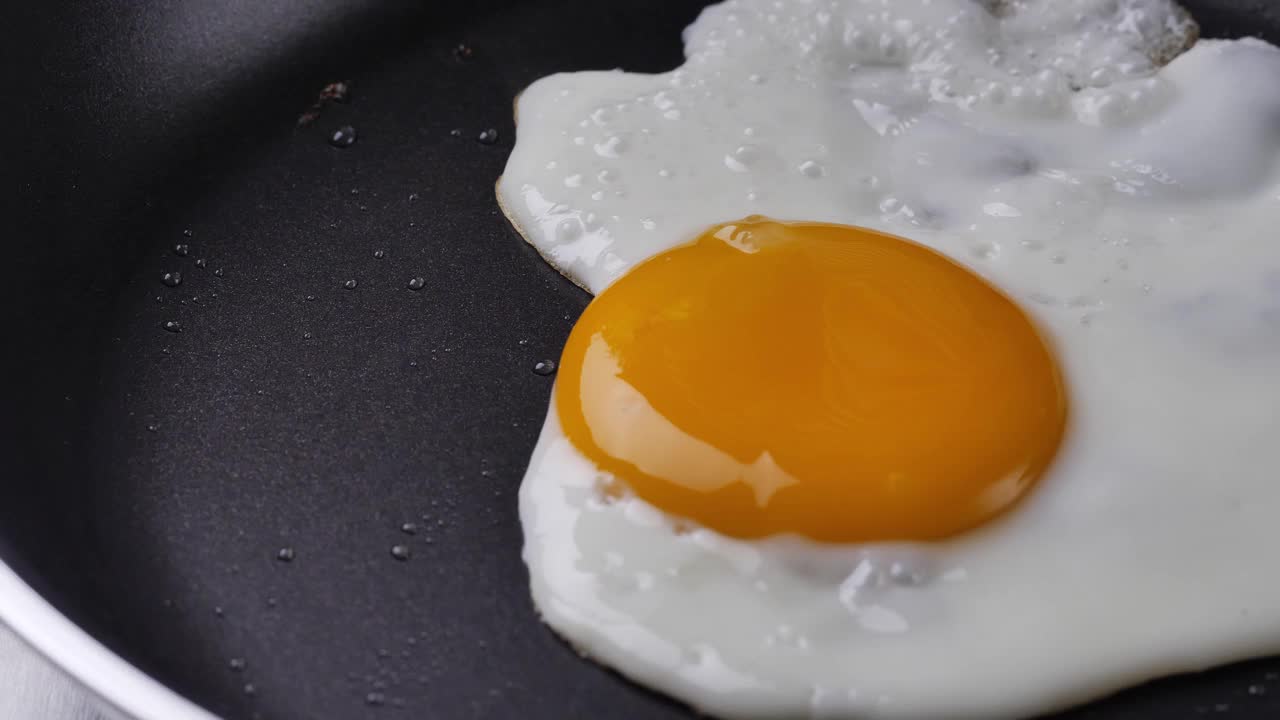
xmin=555 ymin=217 xmax=1067 ymax=542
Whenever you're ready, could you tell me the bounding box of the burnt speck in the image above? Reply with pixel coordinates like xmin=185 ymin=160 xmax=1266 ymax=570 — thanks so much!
xmin=195 ymin=258 xmax=208 ymax=269
xmin=162 ymin=320 xmax=183 ymax=333
xmin=276 ymin=547 xmax=296 ymax=562
xmin=329 ymin=125 xmax=358 ymax=148
xmin=321 ymin=81 xmax=350 ymax=104
xmin=477 ymin=128 xmax=499 ymax=145
xmin=407 ymin=277 xmax=426 ymax=291
xmin=298 ymin=81 xmax=352 ymax=125
xmin=453 ymin=43 xmax=474 ymax=61
xmin=174 ymin=243 xmax=190 ymax=257
xmin=391 ymin=544 xmax=411 ymax=561
xmin=343 ymin=279 xmax=358 ymax=290
xmin=533 ymin=359 xmax=557 ymax=376
xmin=161 ymin=272 xmax=183 ymax=288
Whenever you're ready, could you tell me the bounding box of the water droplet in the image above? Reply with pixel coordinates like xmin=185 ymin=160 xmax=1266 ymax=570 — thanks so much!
xmin=477 ymin=128 xmax=499 ymax=145
xmin=374 ymin=250 xmax=385 ymax=259
xmin=162 ymin=320 xmax=183 ymax=333
xmin=195 ymin=258 xmax=208 ymax=269
xmin=400 ymin=522 xmax=418 ymax=535
xmin=214 ymin=268 xmax=225 ymax=277
xmin=533 ymin=360 xmax=557 ymax=376
xmin=174 ymin=244 xmax=190 ymax=257
xmin=407 ymin=277 xmax=426 ymax=291
xmin=366 ymin=692 xmax=386 ymax=707
xmin=343 ymin=279 xmax=358 ymax=290
xmin=329 ymin=126 xmax=358 ymax=148
xmin=229 ymin=658 xmax=247 ymax=672
xmin=391 ymin=544 xmax=411 ymax=561
xmin=276 ymin=547 xmax=296 ymax=562
xmin=162 ymin=272 xmax=183 ymax=288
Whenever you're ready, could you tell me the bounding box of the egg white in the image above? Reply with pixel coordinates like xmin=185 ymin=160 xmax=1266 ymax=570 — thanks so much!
xmin=499 ymin=0 xmax=1280 ymax=717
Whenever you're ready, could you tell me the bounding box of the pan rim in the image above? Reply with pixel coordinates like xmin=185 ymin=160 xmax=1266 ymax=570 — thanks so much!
xmin=0 ymin=560 xmax=216 ymax=720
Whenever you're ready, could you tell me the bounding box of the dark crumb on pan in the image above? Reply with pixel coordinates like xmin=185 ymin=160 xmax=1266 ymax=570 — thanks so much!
xmin=297 ymin=80 xmax=352 ymax=126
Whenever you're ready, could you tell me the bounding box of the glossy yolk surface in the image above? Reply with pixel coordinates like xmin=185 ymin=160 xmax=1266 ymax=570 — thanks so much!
xmin=555 ymin=217 xmax=1067 ymax=542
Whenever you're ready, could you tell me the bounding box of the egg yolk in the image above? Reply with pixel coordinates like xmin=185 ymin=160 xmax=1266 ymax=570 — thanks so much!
xmin=555 ymin=217 xmax=1067 ymax=542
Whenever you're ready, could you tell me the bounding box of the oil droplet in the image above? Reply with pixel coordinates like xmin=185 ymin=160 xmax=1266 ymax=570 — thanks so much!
xmin=374 ymin=250 xmax=385 ymax=259
xmin=533 ymin=360 xmax=557 ymax=376
xmin=162 ymin=320 xmax=183 ymax=333
xmin=400 ymin=522 xmax=418 ymax=535
xmin=174 ymin=244 xmax=190 ymax=257
xmin=276 ymin=547 xmax=296 ymax=562
xmin=343 ymin=279 xmax=358 ymax=290
xmin=391 ymin=545 xmax=411 ymax=561
xmin=229 ymin=658 xmax=247 ymax=672
xmin=195 ymin=258 xmax=208 ymax=269
xmin=478 ymin=128 xmax=499 ymax=145
xmin=162 ymin=272 xmax=183 ymax=288
xmin=407 ymin=277 xmax=426 ymax=291
xmin=329 ymin=126 xmax=358 ymax=148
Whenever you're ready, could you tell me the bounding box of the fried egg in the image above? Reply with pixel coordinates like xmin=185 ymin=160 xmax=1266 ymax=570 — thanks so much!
xmin=496 ymin=0 xmax=1280 ymax=717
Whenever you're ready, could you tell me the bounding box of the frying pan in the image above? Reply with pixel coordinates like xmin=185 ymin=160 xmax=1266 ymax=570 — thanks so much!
xmin=4 ymin=0 xmax=1280 ymax=718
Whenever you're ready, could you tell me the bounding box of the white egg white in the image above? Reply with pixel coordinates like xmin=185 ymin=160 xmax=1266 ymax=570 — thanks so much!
xmin=498 ymin=0 xmax=1280 ymax=717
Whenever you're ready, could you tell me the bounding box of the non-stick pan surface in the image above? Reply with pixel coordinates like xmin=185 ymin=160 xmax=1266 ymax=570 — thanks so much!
xmin=4 ymin=1 xmax=1280 ymax=718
